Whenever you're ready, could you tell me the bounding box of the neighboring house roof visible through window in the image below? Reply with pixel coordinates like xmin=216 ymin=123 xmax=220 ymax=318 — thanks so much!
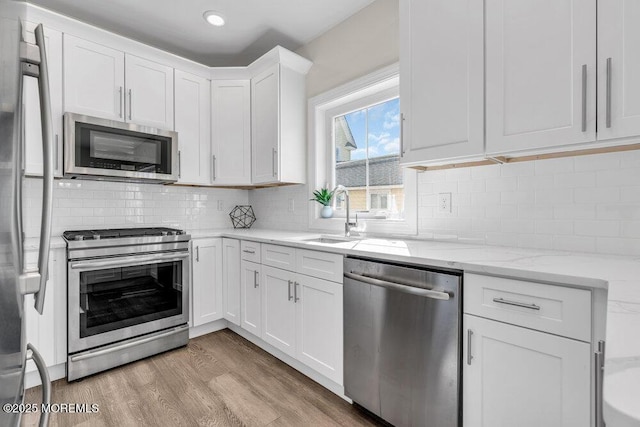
xmin=336 ymin=154 xmax=403 ymax=188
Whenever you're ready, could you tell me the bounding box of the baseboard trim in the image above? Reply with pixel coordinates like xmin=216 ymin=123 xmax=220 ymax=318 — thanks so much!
xmin=189 ymin=319 xmax=228 ymax=338
xmin=26 ymin=363 xmax=66 ymax=389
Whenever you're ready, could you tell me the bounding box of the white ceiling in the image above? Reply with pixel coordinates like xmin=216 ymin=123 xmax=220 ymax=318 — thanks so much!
xmin=27 ymin=0 xmax=375 ymax=66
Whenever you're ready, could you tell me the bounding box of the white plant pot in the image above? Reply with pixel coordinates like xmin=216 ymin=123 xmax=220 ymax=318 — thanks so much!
xmin=320 ymin=205 xmax=333 ymax=218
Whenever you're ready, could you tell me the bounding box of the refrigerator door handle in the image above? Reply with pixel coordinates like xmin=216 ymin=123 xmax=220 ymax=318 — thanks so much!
xmin=18 ymin=24 xmax=54 ymax=315
xmin=27 ymin=343 xmax=51 ymax=427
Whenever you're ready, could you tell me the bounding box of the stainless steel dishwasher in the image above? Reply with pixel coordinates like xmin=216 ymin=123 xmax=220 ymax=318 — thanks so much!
xmin=344 ymin=257 xmax=462 ymax=427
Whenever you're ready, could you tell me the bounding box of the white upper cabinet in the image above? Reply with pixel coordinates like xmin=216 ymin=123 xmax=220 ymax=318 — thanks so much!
xmin=399 ymin=0 xmax=484 ymax=165
xmin=23 ymin=23 xmax=63 ymax=177
xmin=211 ymin=80 xmax=251 ymax=185
xmin=125 ymin=54 xmax=174 ymax=130
xmin=485 ymin=0 xmax=597 ymax=155
xmin=597 ymin=0 xmax=640 ymax=141
xmin=252 ymin=64 xmax=280 ymax=184
xmin=175 ymin=70 xmax=211 ymax=185
xmin=64 ymin=35 xmax=174 ymax=130
xmin=63 ymin=34 xmax=125 ymax=121
xmin=251 ymin=58 xmax=309 ymax=185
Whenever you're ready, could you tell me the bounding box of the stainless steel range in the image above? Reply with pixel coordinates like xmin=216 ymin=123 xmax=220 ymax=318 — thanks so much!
xmin=63 ymin=227 xmax=190 ymax=381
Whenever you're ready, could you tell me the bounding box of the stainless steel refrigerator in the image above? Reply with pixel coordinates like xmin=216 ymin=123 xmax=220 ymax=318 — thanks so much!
xmin=1 ymin=1 xmax=55 ymax=426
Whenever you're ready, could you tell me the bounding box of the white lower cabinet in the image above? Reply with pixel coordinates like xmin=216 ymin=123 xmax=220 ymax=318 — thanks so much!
xmin=222 ymin=238 xmax=241 ymax=326
xmin=262 ymin=265 xmax=297 ymax=357
xmin=463 ymin=314 xmax=591 ymax=427
xmin=236 ymin=241 xmax=344 ymax=385
xmin=241 ymin=259 xmax=262 ymax=336
xmin=295 ymin=275 xmax=343 ymax=384
xmin=191 ymin=238 xmax=223 ymax=326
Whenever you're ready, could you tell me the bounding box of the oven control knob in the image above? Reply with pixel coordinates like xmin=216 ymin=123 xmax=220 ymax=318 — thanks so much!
xmin=74 ymin=235 xmax=84 ymax=241
xmin=162 ymin=231 xmax=169 ymax=236
xmin=93 ymin=235 xmax=101 ymax=240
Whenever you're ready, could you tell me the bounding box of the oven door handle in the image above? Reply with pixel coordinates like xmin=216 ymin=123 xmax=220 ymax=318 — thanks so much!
xmin=70 ymin=252 xmax=189 ymax=270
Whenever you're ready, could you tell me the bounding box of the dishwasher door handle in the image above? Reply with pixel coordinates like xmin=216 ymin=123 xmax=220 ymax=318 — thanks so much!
xmin=344 ymin=272 xmax=450 ymax=300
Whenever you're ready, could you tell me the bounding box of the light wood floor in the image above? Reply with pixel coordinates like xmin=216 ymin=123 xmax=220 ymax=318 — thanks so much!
xmin=22 ymin=329 xmax=384 ymax=427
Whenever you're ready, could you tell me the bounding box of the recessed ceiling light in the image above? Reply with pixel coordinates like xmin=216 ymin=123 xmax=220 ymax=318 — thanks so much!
xmin=203 ymin=11 xmax=225 ymax=27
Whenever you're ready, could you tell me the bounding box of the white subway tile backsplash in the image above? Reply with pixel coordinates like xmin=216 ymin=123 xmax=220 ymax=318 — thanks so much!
xmin=553 ymin=235 xmax=597 ymax=253
xmin=500 ymin=161 xmax=535 ymax=177
xmin=534 ymin=219 xmax=574 ymax=235
xmin=534 ymin=157 xmax=574 ymax=175
xmin=597 ymin=168 xmax=640 ymax=187
xmin=574 ymin=151 xmax=620 ymax=171
xmin=553 ymin=171 xmax=596 ymax=188
xmin=24 ymin=178 xmax=249 ymax=238
xmin=485 ymin=176 xmax=518 ymax=192
xmin=574 ymin=187 xmax=620 ymax=204
xmin=574 ymin=220 xmax=619 ymax=237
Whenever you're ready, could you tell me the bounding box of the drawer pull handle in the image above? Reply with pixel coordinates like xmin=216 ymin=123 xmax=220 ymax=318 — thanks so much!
xmin=243 ymin=249 xmax=255 ymax=254
xmin=492 ymin=297 xmax=540 ymax=310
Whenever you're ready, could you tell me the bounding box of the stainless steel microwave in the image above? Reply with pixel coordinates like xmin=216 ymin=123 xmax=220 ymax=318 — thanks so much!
xmin=64 ymin=113 xmax=179 ymax=183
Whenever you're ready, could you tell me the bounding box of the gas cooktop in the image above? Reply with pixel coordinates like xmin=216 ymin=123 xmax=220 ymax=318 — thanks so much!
xmin=63 ymin=227 xmax=185 ymax=242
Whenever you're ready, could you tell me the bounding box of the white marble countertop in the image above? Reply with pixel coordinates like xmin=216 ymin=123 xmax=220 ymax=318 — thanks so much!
xmin=34 ymin=227 xmax=639 ymax=425
xmin=192 ymin=227 xmax=640 ymax=426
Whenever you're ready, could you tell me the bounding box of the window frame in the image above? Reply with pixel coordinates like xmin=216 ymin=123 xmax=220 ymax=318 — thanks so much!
xmin=307 ymin=63 xmax=417 ymax=235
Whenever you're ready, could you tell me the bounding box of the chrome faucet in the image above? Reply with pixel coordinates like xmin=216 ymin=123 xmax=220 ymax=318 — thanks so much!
xmin=333 ymin=185 xmax=358 ymax=237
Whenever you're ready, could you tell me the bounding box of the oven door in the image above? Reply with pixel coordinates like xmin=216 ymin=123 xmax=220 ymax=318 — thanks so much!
xmin=68 ymin=251 xmax=189 ymax=354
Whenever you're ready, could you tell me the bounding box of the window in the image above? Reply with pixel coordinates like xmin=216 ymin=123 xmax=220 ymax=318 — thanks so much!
xmin=333 ymin=97 xmax=403 ymax=219
xmin=308 ymin=64 xmax=417 ymax=235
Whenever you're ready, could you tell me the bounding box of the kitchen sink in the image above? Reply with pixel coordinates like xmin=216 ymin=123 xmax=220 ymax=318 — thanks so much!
xmin=301 ymin=235 xmax=361 ymax=245
xmin=303 ymin=237 xmax=352 ymax=244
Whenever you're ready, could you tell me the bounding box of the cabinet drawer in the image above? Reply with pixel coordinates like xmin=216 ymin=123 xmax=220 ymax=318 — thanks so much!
xmin=241 ymin=241 xmax=261 ymax=263
xmin=464 ymin=273 xmax=591 ymax=342
xmin=262 ymin=244 xmax=296 ymax=272
xmin=296 ymin=249 xmax=343 ymax=284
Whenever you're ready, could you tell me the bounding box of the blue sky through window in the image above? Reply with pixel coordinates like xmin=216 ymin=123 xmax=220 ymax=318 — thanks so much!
xmin=343 ymin=98 xmax=400 ymax=161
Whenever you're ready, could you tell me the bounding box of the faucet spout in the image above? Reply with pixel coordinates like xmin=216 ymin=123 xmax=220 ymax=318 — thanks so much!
xmin=333 ymin=185 xmax=358 ymax=237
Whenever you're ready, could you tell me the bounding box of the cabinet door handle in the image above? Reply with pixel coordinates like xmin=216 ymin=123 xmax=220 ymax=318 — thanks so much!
xmin=254 ymin=270 xmax=259 ymax=288
xmin=272 ymin=148 xmax=277 ymax=177
xmin=581 ymin=64 xmax=587 ymax=132
xmin=288 ymin=280 xmax=293 ymax=301
xmin=195 ymin=246 xmax=199 ymax=262
xmin=177 ymin=150 xmax=181 ymax=179
xmin=400 ymin=112 xmax=405 ymax=156
xmin=118 ymin=86 xmax=123 ymax=118
xmin=294 ymin=281 xmax=300 ymax=302
xmin=492 ymin=297 xmax=540 ymax=311
xmin=128 ymin=88 xmax=132 ymax=120
xmin=606 ymin=58 xmax=612 ymax=129
xmin=594 ymin=340 xmax=606 ymax=427
xmin=467 ymin=329 xmax=473 ymax=365
xmin=212 ymin=155 xmax=217 ymax=181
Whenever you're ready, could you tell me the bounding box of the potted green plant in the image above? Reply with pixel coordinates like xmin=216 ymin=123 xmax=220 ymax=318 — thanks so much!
xmin=310 ymin=188 xmax=335 ymax=218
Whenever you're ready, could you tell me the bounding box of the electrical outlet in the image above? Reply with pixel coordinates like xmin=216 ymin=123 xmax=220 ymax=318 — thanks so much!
xmin=288 ymin=199 xmax=295 ymax=212
xmin=217 ymin=200 xmax=224 ymax=211
xmin=438 ymin=193 xmax=451 ymax=213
